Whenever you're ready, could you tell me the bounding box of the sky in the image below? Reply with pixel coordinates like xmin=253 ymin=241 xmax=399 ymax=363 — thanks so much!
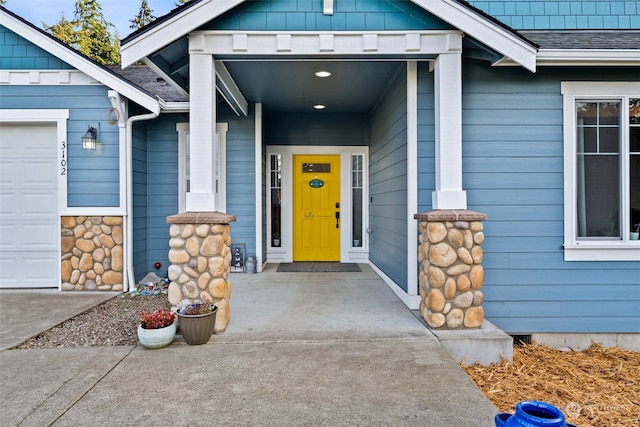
xmin=4 ymin=0 xmax=181 ymax=39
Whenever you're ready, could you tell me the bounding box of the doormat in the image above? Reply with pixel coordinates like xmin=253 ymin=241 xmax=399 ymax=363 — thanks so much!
xmin=276 ymin=262 xmax=361 ymax=273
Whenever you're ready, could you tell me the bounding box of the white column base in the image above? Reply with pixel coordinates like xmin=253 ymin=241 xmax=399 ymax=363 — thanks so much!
xmin=186 ymin=192 xmax=218 ymax=212
xmin=432 ymin=190 xmax=467 ymax=210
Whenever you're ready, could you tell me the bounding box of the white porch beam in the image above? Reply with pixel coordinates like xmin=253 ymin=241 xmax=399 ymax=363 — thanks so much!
xmin=191 ymin=30 xmax=462 ymax=56
xmin=186 ymin=53 xmax=218 ymax=212
xmin=142 ymin=57 xmax=190 ymax=99
xmin=215 ymin=60 xmax=249 ymax=117
xmin=432 ymin=52 xmax=467 ymax=210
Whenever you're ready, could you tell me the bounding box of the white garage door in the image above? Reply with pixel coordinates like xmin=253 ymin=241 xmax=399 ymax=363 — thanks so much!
xmin=0 ymin=123 xmax=59 ymax=288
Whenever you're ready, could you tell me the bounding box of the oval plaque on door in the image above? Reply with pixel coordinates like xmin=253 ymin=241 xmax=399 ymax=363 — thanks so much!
xmin=309 ymin=178 xmax=324 ymax=188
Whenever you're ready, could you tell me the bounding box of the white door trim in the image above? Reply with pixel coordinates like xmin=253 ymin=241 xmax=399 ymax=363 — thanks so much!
xmin=266 ymin=145 xmax=369 ymax=264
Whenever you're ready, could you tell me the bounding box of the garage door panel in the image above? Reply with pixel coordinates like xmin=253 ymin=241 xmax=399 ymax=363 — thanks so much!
xmin=22 ymin=191 xmax=58 ymax=216
xmin=0 ymin=123 xmax=58 ymax=288
xmin=0 ymin=255 xmax=18 ymax=283
xmin=0 ymin=193 xmax=16 ymax=215
xmin=23 ymin=255 xmax=58 ymax=285
xmin=0 ymin=224 xmax=16 ymax=249
xmin=0 ymin=124 xmax=56 ymax=152
xmin=5 ymin=159 xmax=57 ymax=188
xmin=21 ymin=160 xmax=58 ymax=186
xmin=23 ymin=223 xmax=58 ymax=249
xmin=0 ymin=222 xmax=56 ymax=250
xmin=0 ymin=252 xmax=58 ymax=287
xmin=0 ymin=159 xmax=15 ymax=184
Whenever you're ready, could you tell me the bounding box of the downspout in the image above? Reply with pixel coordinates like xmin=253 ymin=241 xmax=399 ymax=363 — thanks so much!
xmin=124 ymin=111 xmax=159 ymax=292
xmin=108 ymin=90 xmax=160 ymax=292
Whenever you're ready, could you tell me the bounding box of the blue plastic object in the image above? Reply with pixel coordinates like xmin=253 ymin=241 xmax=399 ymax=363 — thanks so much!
xmin=495 ymin=401 xmax=577 ymax=427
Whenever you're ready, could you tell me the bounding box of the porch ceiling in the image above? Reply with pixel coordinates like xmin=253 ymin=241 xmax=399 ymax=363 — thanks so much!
xmin=221 ymin=60 xmax=404 ymax=114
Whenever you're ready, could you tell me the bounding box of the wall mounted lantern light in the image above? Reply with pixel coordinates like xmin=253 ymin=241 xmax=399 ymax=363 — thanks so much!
xmin=82 ymin=126 xmax=98 ymax=150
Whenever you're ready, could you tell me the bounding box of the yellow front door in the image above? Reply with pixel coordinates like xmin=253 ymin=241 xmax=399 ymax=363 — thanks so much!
xmin=293 ymin=155 xmax=340 ymax=261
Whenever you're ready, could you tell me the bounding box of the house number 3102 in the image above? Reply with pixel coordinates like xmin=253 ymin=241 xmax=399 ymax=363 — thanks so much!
xmin=60 ymin=140 xmax=67 ymax=175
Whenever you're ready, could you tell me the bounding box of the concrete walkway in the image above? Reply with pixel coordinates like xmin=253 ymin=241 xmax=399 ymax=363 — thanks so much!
xmin=0 ymin=264 xmax=498 ymax=426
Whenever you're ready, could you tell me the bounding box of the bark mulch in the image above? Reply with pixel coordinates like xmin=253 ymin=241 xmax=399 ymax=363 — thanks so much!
xmin=462 ymin=343 xmax=639 ymax=427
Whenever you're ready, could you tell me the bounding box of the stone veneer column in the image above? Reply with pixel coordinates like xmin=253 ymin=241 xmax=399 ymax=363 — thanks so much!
xmin=414 ymin=210 xmax=488 ymax=329
xmin=166 ymin=212 xmax=236 ymax=333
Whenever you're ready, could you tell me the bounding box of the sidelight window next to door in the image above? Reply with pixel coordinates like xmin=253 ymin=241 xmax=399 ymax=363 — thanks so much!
xmin=268 ymin=153 xmax=366 ymax=258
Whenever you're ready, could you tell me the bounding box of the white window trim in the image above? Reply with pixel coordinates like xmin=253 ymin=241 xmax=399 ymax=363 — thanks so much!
xmin=561 ymin=82 xmax=640 ymax=261
xmin=178 ymin=122 xmax=227 ymax=213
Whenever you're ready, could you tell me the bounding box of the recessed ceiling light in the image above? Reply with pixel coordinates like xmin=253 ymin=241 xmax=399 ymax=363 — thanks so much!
xmin=315 ymin=70 xmax=332 ymax=78
xmin=313 ymin=104 xmax=326 ymax=110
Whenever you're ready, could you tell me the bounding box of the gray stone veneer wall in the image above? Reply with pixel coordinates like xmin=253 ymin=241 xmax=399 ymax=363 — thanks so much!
xmin=166 ymin=212 xmax=236 ymax=333
xmin=414 ymin=210 xmax=487 ymax=329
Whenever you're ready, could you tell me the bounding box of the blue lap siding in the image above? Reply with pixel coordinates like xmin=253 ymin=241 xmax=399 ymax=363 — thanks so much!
xmin=457 ymin=61 xmax=640 ymax=333
xmin=0 ymin=85 xmax=120 ymax=207
xmin=132 ymin=117 xmax=149 ymax=279
xmin=223 ymin=108 xmax=257 ymax=260
xmin=369 ymin=65 xmax=409 ymax=290
xmin=135 ymin=109 xmax=258 ymax=281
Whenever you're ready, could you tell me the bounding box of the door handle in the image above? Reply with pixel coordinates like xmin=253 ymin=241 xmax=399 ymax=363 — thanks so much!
xmin=335 ymin=211 xmax=340 ymax=228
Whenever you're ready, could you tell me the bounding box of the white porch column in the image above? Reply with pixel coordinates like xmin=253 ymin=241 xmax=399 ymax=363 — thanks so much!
xmin=432 ymin=52 xmax=467 ymax=209
xmin=186 ymin=53 xmax=218 ymax=212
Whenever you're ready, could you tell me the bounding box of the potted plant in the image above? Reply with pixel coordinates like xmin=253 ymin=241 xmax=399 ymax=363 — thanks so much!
xmin=603 ymin=212 xmax=616 ymax=236
xmin=631 ymin=224 xmax=640 ymax=240
xmin=272 ymin=232 xmax=280 ymax=247
xmin=353 ymin=233 xmax=361 ymax=247
xmin=176 ymin=300 xmax=218 ymax=345
xmin=137 ymin=308 xmax=177 ymax=349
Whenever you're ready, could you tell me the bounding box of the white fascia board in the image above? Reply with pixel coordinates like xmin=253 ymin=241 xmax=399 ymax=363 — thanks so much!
xmin=494 ymin=49 xmax=640 ymax=67
xmin=121 ymin=0 xmax=245 ymax=67
xmin=410 ymin=0 xmax=537 ymax=72
xmin=0 ymin=10 xmax=160 ymax=114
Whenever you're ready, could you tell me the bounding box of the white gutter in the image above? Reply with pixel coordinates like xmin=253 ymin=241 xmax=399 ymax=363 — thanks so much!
xmin=494 ymin=49 xmax=640 ymax=67
xmin=108 ymin=90 xmax=160 ymax=292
